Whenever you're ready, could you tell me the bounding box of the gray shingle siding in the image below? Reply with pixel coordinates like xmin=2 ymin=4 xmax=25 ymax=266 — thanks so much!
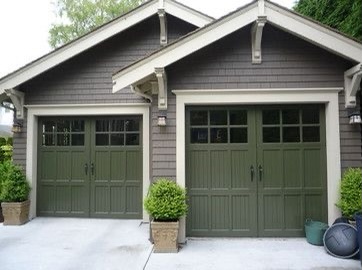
xmin=12 ymin=14 xmax=197 ymax=170
xmin=151 ymin=24 xmax=360 ymax=179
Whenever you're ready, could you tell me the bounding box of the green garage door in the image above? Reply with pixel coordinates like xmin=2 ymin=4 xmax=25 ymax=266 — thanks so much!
xmin=186 ymin=106 xmax=327 ymax=237
xmin=37 ymin=117 xmax=142 ymax=219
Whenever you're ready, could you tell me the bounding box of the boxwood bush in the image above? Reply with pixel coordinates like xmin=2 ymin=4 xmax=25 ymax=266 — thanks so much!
xmin=336 ymin=167 xmax=362 ymax=218
xmin=144 ymin=178 xmax=187 ymax=221
xmin=0 ymin=161 xmax=30 ymax=203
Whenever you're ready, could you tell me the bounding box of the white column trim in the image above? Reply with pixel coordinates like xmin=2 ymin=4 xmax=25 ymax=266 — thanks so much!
xmin=173 ymin=88 xmax=342 ymax=242
xmin=26 ymin=104 xmax=150 ymax=222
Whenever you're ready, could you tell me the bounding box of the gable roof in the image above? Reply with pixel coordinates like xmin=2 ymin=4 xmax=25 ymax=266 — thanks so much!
xmin=0 ymin=0 xmax=213 ymax=94
xmin=112 ymin=0 xmax=362 ymax=93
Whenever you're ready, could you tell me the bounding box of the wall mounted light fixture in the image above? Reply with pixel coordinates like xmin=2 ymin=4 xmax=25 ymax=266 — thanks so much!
xmin=157 ymin=115 xmax=167 ymax=127
xmin=348 ymin=110 xmax=362 ymax=125
xmin=12 ymin=121 xmax=23 ymax=133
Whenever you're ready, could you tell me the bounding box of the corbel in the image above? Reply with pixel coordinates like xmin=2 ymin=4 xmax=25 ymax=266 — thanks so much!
xmin=251 ymin=16 xmax=267 ymax=64
xmin=344 ymin=63 xmax=362 ymax=108
xmin=155 ymin=67 xmax=167 ymax=110
xmin=158 ymin=8 xmax=167 ymax=46
xmin=4 ymin=88 xmax=24 ymax=119
xmin=130 ymin=84 xmax=152 ymax=103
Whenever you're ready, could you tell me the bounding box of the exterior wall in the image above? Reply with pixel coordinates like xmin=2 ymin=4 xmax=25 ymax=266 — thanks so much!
xmin=13 ymin=14 xmax=197 ymax=170
xmin=148 ymin=24 xmax=360 ymax=180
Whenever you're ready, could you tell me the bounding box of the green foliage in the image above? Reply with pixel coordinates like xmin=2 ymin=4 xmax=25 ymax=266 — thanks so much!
xmin=0 ymin=137 xmax=13 ymax=162
xmin=144 ymin=178 xmax=187 ymax=221
xmin=294 ymin=0 xmax=362 ymax=40
xmin=0 ymin=161 xmax=30 ymax=203
xmin=49 ymin=0 xmax=144 ymax=48
xmin=336 ymin=167 xmax=362 ymax=218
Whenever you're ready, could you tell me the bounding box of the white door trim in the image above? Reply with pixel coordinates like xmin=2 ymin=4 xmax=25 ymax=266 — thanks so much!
xmin=26 ymin=103 xmax=150 ymax=221
xmin=173 ymin=87 xmax=342 ymax=242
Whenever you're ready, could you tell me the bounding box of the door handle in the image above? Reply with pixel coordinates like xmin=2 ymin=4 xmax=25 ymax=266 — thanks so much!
xmin=258 ymin=165 xmax=263 ymax=181
xmin=84 ymin=164 xmax=88 ymax=175
xmin=250 ymin=165 xmax=254 ymax=182
xmin=91 ymin=163 xmax=95 ymax=175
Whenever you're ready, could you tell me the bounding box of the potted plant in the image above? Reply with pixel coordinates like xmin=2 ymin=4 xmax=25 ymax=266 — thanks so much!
xmin=336 ymin=167 xmax=362 ymax=223
xmin=0 ymin=161 xmax=31 ymax=225
xmin=144 ymin=178 xmax=187 ymax=253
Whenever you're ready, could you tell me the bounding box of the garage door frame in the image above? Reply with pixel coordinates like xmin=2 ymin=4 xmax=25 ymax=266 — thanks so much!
xmin=25 ymin=103 xmax=150 ymax=221
xmin=173 ymin=87 xmax=342 ymax=243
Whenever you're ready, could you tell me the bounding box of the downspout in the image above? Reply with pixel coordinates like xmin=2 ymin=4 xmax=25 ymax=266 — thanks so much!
xmin=130 ymin=85 xmax=152 ymax=103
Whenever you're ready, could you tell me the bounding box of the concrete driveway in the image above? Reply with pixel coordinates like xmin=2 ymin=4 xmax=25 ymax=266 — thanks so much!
xmin=1 ymin=218 xmax=360 ymax=270
xmin=0 ymin=218 xmax=152 ymax=270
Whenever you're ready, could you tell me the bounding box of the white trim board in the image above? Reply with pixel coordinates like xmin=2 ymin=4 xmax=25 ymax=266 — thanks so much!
xmin=112 ymin=0 xmax=362 ymax=92
xmin=26 ymin=104 xmax=150 ymax=222
xmin=173 ymin=88 xmax=342 ymax=243
xmin=0 ymin=0 xmax=212 ymax=94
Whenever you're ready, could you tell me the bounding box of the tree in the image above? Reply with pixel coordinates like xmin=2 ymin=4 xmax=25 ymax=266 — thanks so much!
xmin=49 ymin=0 xmax=143 ymax=48
xmin=294 ymin=0 xmax=362 ymax=40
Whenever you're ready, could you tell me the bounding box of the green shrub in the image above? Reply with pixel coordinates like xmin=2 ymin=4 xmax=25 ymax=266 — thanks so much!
xmin=144 ymin=178 xmax=187 ymax=221
xmin=336 ymin=167 xmax=362 ymax=218
xmin=0 ymin=161 xmax=30 ymax=203
xmin=0 ymin=137 xmax=13 ymax=162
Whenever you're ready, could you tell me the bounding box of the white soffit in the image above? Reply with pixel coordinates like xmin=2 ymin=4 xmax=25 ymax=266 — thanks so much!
xmin=112 ymin=0 xmax=362 ymax=93
xmin=0 ymin=0 xmax=213 ymax=94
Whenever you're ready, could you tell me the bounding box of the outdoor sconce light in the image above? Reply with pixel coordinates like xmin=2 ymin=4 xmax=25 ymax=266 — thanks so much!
xmin=12 ymin=121 xmax=23 ymax=133
xmin=157 ymin=115 xmax=167 ymax=127
xmin=348 ymin=109 xmax=362 ymax=125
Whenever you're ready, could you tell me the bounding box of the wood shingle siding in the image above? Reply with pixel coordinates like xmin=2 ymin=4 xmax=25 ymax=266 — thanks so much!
xmin=12 ymin=15 xmax=197 ymax=170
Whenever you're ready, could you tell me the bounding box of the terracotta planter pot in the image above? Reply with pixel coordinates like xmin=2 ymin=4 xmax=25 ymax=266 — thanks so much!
xmin=1 ymin=200 xmax=30 ymax=226
xmin=151 ymin=220 xmax=179 ymax=253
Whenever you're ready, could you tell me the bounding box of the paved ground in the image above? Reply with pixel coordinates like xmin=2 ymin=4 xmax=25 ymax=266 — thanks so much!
xmin=0 ymin=218 xmax=360 ymax=270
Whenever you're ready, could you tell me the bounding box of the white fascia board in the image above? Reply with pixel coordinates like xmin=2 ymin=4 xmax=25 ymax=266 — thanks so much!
xmin=0 ymin=1 xmax=159 ymax=94
xmin=112 ymin=5 xmax=258 ymax=92
xmin=164 ymin=0 xmax=213 ymax=27
xmin=265 ymin=3 xmax=362 ymax=62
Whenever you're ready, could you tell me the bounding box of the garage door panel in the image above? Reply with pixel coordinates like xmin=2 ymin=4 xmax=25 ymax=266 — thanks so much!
xmin=71 ymin=151 xmax=87 ymax=181
xmin=94 ymin=151 xmax=111 ymax=181
xmin=56 ymin=151 xmax=72 ymax=180
xmin=211 ymin=150 xmax=230 ymax=190
xmin=94 ymin=186 xmax=109 ymax=214
xmin=38 ymin=185 xmax=56 ymax=214
xmin=261 ymin=195 xmax=283 ymax=231
xmin=71 ymin=185 xmax=88 ymax=214
xmin=40 ymin=151 xmax=56 ymax=180
xmin=232 ymin=195 xmax=255 ymax=232
xmin=125 ymin=186 xmax=141 ymax=214
xmin=56 ymin=185 xmax=71 ymax=212
xmin=284 ymin=195 xmax=302 ymax=230
xmin=211 ymin=195 xmax=230 ymax=231
xmin=304 ymin=149 xmax=322 ymax=188
xmin=283 ymin=149 xmax=302 ymax=188
xmin=231 ymin=150 xmax=252 ymax=189
xmin=188 ymin=196 xmax=209 ymax=232
xmin=188 ymin=150 xmax=209 ymax=189
xmin=126 ymin=150 xmax=142 ymax=181
xmin=110 ymin=186 xmax=125 ymax=213
xmin=261 ymin=150 xmax=282 ymax=189
xmin=305 ymin=194 xmax=325 ymax=221
xmin=110 ymin=151 xmax=125 ymax=180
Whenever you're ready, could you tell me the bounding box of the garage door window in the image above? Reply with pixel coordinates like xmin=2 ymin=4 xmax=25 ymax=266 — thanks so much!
xmin=42 ymin=119 xmax=85 ymax=146
xmin=95 ymin=119 xmax=140 ymax=146
xmin=190 ymin=109 xmax=248 ymax=144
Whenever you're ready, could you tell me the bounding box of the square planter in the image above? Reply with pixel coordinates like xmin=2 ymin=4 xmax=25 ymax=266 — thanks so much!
xmin=151 ymin=220 xmax=179 ymax=253
xmin=1 ymin=200 xmax=30 ymax=225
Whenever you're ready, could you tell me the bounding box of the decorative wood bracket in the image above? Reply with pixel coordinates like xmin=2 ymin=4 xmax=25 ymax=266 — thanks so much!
xmin=251 ymin=16 xmax=267 ymax=64
xmin=344 ymin=63 xmax=362 ymax=108
xmin=158 ymin=0 xmax=167 ymax=46
xmin=4 ymin=88 xmax=24 ymax=119
xmin=155 ymin=67 xmax=167 ymax=110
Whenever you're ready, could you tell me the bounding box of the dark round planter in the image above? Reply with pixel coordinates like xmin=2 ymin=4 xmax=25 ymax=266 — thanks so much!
xmin=354 ymin=213 xmax=362 ymax=264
